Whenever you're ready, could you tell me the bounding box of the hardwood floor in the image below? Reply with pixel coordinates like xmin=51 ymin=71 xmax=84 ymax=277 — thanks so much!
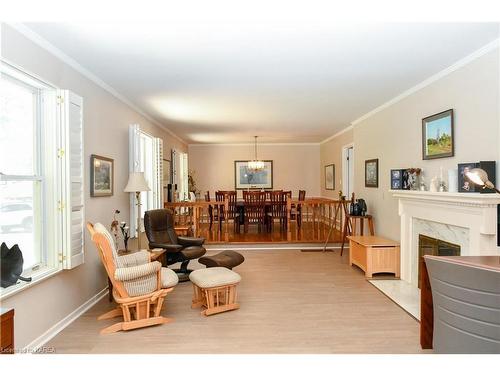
xmin=46 ymin=250 xmax=425 ymax=354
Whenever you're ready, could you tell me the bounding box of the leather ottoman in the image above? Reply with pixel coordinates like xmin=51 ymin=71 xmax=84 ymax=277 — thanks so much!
xmin=198 ymin=250 xmax=245 ymax=269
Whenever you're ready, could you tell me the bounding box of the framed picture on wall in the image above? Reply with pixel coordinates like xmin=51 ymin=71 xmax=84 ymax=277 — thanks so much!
xmin=90 ymin=154 xmax=114 ymax=197
xmin=365 ymin=159 xmax=379 ymax=188
xmin=422 ymin=109 xmax=454 ymax=160
xmin=390 ymin=169 xmax=403 ymax=190
xmin=325 ymin=164 xmax=335 ymax=190
xmin=234 ymin=160 xmax=273 ymax=190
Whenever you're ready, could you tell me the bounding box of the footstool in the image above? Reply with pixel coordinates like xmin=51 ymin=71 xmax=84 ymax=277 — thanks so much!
xmin=189 ymin=267 xmax=241 ymax=316
xmin=198 ymin=250 xmax=245 ymax=269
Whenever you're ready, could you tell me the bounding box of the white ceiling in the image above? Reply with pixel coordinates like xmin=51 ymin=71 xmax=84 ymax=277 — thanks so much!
xmin=25 ymin=22 xmax=499 ymax=144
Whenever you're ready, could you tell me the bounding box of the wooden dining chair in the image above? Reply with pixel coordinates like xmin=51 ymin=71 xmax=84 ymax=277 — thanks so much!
xmin=213 ymin=191 xmax=226 ymax=231
xmin=243 ymin=190 xmax=266 ymax=233
xmin=291 ymin=190 xmax=306 ymax=227
xmin=219 ymin=191 xmax=241 ymax=233
xmin=267 ymin=191 xmax=288 ymax=231
xmin=205 ymin=191 xmax=213 ymax=229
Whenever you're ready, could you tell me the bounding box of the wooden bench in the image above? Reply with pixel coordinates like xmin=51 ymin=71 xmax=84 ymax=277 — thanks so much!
xmin=347 ymin=235 xmax=400 ymax=278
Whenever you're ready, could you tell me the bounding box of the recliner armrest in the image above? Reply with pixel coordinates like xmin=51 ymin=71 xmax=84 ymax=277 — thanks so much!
xmin=149 ymin=242 xmax=183 ymax=253
xmin=177 ymin=236 xmax=205 ymax=246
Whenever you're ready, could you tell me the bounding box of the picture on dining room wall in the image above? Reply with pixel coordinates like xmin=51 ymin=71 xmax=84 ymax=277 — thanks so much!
xmin=422 ymin=109 xmax=454 ymax=160
xmin=90 ymin=154 xmax=114 ymax=197
xmin=234 ymin=160 xmax=273 ymax=190
xmin=325 ymin=164 xmax=335 ymax=190
xmin=365 ymin=159 xmax=379 ymax=188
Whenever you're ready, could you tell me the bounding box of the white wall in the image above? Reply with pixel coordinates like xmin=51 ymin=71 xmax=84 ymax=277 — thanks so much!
xmin=319 ymin=129 xmax=354 ymax=198
xmin=0 ymin=23 xmax=187 ymax=348
xmin=353 ymin=48 xmax=500 ymax=240
xmin=188 ymin=144 xmax=321 ymax=198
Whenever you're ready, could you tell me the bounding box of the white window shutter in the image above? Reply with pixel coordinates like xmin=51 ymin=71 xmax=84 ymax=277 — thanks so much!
xmin=128 ymin=124 xmax=141 ymax=237
xmin=58 ymin=90 xmax=84 ymax=269
xmin=153 ymin=137 xmax=163 ymax=209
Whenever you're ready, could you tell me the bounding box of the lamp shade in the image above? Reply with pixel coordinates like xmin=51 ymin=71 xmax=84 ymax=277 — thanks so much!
xmin=465 ymin=167 xmax=500 ymax=194
xmin=124 ymin=172 xmax=151 ymax=192
xmin=465 ymin=168 xmax=492 ymax=188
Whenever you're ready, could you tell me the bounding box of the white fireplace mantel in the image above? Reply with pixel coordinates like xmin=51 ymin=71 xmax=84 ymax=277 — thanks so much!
xmin=390 ymin=190 xmax=500 ymax=286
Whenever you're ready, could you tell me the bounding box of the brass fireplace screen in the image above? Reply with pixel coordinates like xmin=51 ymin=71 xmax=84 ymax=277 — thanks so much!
xmin=418 ymin=234 xmax=461 ymax=288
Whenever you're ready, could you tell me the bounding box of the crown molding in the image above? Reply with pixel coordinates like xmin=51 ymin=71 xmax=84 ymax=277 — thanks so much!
xmin=319 ymin=125 xmax=354 ymax=145
xmin=319 ymin=38 xmax=500 ymax=143
xmin=188 ymin=142 xmax=321 ymax=147
xmin=351 ymin=38 xmax=500 ymax=126
xmin=7 ymin=22 xmax=187 ymax=145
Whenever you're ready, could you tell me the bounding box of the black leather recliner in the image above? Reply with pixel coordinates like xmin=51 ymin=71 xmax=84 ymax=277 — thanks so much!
xmin=144 ymin=209 xmax=206 ymax=282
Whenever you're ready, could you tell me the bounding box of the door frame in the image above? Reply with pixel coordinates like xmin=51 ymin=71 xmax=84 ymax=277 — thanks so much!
xmin=341 ymin=142 xmax=354 ymax=198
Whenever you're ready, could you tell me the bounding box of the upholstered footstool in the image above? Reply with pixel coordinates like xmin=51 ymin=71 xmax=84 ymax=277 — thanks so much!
xmin=189 ymin=267 xmax=241 ymax=316
xmin=198 ymin=250 xmax=245 ymax=269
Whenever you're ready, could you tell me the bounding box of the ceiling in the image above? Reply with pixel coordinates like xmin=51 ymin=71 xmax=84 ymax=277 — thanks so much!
xmin=25 ymin=22 xmax=499 ymax=144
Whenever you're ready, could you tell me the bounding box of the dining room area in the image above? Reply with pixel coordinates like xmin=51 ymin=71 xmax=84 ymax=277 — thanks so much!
xmin=160 ymin=139 xmax=347 ymax=245
xmin=165 ymin=189 xmax=344 ymax=244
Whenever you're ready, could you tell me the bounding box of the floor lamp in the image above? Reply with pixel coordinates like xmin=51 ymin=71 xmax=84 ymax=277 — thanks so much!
xmin=124 ymin=172 xmax=151 ymax=250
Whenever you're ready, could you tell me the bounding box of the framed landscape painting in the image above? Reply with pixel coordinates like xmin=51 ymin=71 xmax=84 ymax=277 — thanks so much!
xmin=90 ymin=154 xmax=114 ymax=197
xmin=422 ymin=109 xmax=454 ymax=160
xmin=234 ymin=160 xmax=273 ymax=190
xmin=365 ymin=159 xmax=379 ymax=188
xmin=325 ymin=164 xmax=335 ymax=190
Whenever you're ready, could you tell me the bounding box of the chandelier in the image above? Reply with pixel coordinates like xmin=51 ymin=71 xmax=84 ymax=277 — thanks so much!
xmin=247 ymin=136 xmax=265 ymax=172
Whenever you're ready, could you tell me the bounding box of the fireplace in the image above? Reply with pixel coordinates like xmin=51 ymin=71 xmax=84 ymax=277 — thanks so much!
xmin=392 ymin=190 xmax=500 ymax=286
xmin=418 ymin=234 xmax=460 ymax=288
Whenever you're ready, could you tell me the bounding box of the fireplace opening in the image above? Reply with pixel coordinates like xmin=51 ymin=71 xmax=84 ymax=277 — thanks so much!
xmin=418 ymin=234 xmax=460 ymax=288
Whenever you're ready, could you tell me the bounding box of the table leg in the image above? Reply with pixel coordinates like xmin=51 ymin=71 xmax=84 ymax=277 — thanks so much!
xmin=368 ymin=217 xmax=375 ymax=235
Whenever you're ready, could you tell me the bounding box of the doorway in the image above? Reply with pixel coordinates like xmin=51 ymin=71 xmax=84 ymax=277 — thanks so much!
xmin=342 ymin=144 xmax=354 ymax=198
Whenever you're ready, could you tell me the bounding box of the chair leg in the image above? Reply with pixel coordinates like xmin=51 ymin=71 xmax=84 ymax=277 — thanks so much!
xmin=340 ymin=218 xmax=350 ymax=256
xmin=180 ymin=260 xmax=190 ymax=273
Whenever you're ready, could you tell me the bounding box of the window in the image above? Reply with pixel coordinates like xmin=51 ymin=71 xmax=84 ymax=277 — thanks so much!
xmin=172 ymin=149 xmax=189 ymax=201
xmin=129 ymin=124 xmax=163 ymax=238
xmin=1 ymin=70 xmax=46 ymax=273
xmin=0 ymin=62 xmax=84 ymax=299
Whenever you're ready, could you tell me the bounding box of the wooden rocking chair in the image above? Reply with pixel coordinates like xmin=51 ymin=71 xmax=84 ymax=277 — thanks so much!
xmin=87 ymin=222 xmax=178 ymax=334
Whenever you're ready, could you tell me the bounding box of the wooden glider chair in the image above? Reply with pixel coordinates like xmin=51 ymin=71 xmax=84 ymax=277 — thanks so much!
xmin=87 ymin=222 xmax=179 ymax=334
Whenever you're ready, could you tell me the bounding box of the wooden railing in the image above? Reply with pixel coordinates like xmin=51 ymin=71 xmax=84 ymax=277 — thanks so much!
xmin=164 ymin=197 xmax=348 ymax=243
xmin=286 ymin=197 xmax=345 ymax=242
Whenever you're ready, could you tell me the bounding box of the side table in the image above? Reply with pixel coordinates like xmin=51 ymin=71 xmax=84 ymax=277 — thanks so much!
xmin=0 ymin=308 xmax=14 ymax=354
xmin=347 ymin=235 xmax=400 ymax=278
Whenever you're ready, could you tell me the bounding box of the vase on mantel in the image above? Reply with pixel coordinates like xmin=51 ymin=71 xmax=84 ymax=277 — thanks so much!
xmin=448 ymin=169 xmax=458 ymax=193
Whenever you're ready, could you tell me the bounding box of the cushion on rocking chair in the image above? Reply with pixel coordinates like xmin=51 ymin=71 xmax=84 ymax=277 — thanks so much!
xmin=161 ymin=267 xmax=179 ymax=288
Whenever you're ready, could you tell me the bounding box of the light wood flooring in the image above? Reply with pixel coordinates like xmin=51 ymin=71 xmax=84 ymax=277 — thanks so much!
xmin=46 ymin=249 xmax=425 ymax=354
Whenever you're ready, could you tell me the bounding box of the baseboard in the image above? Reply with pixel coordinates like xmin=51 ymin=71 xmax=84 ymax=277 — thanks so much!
xmin=24 ymin=287 xmax=108 ymax=352
xmin=205 ymin=244 xmax=343 ymax=251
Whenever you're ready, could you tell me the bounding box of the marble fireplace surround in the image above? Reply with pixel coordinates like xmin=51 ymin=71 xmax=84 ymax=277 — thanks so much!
xmin=391 ymin=190 xmax=500 ymax=287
